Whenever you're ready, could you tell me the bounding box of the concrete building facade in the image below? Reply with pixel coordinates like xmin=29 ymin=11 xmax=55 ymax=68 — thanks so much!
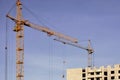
xmin=67 ymin=64 xmax=120 ymax=80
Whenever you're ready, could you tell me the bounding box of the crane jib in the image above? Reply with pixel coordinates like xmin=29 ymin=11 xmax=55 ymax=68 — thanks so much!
xmin=6 ymin=14 xmax=78 ymax=43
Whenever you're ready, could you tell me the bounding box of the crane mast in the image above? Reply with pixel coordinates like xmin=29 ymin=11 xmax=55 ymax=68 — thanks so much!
xmin=87 ymin=40 xmax=93 ymax=67
xmin=15 ymin=0 xmax=24 ymax=80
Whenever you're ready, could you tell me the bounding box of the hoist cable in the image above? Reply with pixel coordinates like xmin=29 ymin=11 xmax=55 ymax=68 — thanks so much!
xmin=51 ymin=41 xmax=54 ymax=80
xmin=5 ymin=17 xmax=8 ymax=80
xmin=92 ymin=48 xmax=95 ymax=67
xmin=49 ymin=40 xmax=54 ymax=80
xmin=61 ymin=44 xmax=67 ymax=79
xmin=22 ymin=3 xmax=56 ymax=80
xmin=49 ymin=39 xmax=52 ymax=80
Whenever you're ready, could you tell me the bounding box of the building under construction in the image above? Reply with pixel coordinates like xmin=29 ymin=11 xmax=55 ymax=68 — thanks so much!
xmin=67 ymin=64 xmax=120 ymax=80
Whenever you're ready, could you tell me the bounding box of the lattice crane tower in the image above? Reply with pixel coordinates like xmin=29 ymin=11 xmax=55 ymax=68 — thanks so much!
xmin=15 ymin=0 xmax=24 ymax=80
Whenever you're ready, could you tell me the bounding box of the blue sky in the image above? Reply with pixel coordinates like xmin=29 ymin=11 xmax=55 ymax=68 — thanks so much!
xmin=0 ymin=0 xmax=120 ymax=80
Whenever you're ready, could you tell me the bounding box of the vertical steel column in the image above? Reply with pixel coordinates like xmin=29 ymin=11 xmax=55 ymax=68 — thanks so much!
xmin=15 ymin=0 xmax=24 ymax=80
xmin=87 ymin=40 xmax=93 ymax=68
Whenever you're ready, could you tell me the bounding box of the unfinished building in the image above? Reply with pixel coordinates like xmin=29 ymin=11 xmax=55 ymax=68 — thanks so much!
xmin=67 ymin=64 xmax=120 ymax=80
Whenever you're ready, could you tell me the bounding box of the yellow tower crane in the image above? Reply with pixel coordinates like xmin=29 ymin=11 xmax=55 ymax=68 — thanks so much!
xmin=6 ymin=0 xmax=94 ymax=80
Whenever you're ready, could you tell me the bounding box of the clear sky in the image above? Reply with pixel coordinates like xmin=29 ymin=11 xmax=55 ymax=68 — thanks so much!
xmin=0 ymin=0 xmax=120 ymax=80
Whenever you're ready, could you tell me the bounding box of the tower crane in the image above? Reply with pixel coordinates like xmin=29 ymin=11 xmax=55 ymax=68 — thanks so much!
xmin=6 ymin=0 xmax=94 ymax=80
